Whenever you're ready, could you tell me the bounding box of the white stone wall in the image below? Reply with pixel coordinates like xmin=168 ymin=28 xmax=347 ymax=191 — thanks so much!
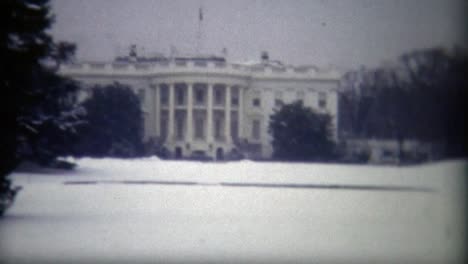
xmin=247 ymin=79 xmax=340 ymax=157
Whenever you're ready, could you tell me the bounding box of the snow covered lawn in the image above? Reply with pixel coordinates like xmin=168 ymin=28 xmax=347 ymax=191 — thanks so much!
xmin=1 ymin=158 xmax=466 ymax=263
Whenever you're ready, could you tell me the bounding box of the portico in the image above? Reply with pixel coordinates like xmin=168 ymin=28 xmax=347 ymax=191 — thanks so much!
xmin=155 ymin=81 xmax=245 ymax=158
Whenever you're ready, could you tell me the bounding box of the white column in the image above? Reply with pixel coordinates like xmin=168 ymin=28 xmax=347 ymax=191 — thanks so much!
xmin=153 ymin=84 xmax=160 ymax=137
xmin=238 ymin=86 xmax=244 ymax=138
xmin=225 ymin=85 xmax=231 ymax=143
xmin=168 ymin=83 xmax=175 ymax=142
xmin=186 ymin=83 xmax=193 ymax=142
xmin=207 ymin=83 xmax=213 ymax=142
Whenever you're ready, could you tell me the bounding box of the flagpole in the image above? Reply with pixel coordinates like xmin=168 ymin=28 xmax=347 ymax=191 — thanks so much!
xmin=196 ymin=6 xmax=203 ymax=54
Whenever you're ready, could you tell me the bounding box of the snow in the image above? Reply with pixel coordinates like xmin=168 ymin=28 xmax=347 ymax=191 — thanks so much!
xmin=1 ymin=158 xmax=466 ymax=263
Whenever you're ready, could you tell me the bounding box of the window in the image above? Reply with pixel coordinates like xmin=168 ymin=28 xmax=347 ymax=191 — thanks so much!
xmin=176 ymin=116 xmax=184 ymax=140
xmin=231 ymin=121 xmax=238 ymax=141
xmin=214 ymin=87 xmax=224 ymax=105
xmin=195 ymin=117 xmax=204 ymax=139
xmin=252 ymin=120 xmax=261 ymax=140
xmin=213 ymin=111 xmax=224 ymax=141
xmin=160 ymin=85 xmax=169 ymax=105
xmin=160 ymin=119 xmax=168 ymax=139
xmin=253 ymin=98 xmax=261 ymax=107
xmin=195 ymin=89 xmax=205 ymax=105
xmin=176 ymin=87 xmax=185 ymax=105
xmin=231 ymin=97 xmax=239 ymax=106
xmin=214 ymin=118 xmax=223 ymax=140
xmin=160 ymin=111 xmax=168 ymax=140
xmin=231 ymin=87 xmax=239 ymax=106
xmin=252 ymin=90 xmax=261 ymax=107
xmin=193 ymin=110 xmax=206 ymax=139
xmin=231 ymin=111 xmax=238 ymax=141
xmin=319 ymin=92 xmax=327 ymax=108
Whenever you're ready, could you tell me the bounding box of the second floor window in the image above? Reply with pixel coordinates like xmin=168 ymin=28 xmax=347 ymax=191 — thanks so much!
xmin=195 ymin=89 xmax=205 ymax=105
xmin=214 ymin=88 xmax=223 ymax=105
xmin=231 ymin=97 xmax=239 ymax=106
xmin=253 ymin=98 xmax=261 ymax=107
xmin=160 ymin=86 xmax=168 ymax=105
xmin=176 ymin=88 xmax=185 ymax=105
xmin=231 ymin=87 xmax=239 ymax=106
xmin=319 ymin=92 xmax=327 ymax=108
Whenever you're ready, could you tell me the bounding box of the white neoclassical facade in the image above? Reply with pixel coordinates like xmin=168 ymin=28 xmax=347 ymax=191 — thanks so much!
xmin=60 ymin=53 xmax=341 ymax=160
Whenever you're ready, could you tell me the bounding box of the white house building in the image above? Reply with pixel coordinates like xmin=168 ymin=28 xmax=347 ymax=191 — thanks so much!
xmin=60 ymin=51 xmax=341 ymax=160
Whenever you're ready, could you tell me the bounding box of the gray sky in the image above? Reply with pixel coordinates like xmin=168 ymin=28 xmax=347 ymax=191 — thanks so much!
xmin=51 ymin=0 xmax=466 ymax=69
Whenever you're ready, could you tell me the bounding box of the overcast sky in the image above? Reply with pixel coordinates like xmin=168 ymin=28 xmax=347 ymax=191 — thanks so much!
xmin=50 ymin=0 xmax=466 ymax=69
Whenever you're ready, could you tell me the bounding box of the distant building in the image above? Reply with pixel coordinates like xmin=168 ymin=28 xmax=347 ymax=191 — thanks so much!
xmin=344 ymin=138 xmax=443 ymax=164
xmin=60 ymin=51 xmax=341 ymax=160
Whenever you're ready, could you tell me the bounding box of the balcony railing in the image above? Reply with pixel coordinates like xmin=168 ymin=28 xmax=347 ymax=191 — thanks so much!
xmin=60 ymin=61 xmax=341 ymax=80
